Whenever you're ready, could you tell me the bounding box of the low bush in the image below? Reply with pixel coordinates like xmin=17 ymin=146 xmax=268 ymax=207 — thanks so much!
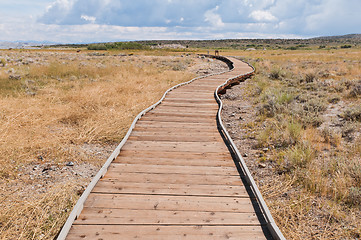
xmin=349 ymin=80 xmax=361 ymax=98
xmin=87 ymin=43 xmax=107 ymax=50
xmin=269 ymin=68 xmax=282 ymax=80
xmin=340 ymin=45 xmax=352 ymax=49
xmin=342 ymin=105 xmax=361 ymax=121
xmin=87 ymin=42 xmax=147 ymax=51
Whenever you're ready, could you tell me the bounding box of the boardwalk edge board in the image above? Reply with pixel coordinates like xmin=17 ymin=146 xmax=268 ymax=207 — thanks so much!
xmin=56 ymin=55 xmax=234 ymax=240
xmin=215 ymin=58 xmax=286 ymax=240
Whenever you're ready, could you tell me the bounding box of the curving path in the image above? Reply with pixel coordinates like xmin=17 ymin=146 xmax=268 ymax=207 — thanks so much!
xmin=58 ymin=56 xmax=284 ymax=240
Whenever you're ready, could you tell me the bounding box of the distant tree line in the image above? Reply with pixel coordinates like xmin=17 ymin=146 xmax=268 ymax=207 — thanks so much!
xmin=87 ymin=42 xmax=147 ymax=50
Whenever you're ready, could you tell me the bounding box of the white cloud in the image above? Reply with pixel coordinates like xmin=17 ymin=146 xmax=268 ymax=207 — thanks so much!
xmin=45 ymin=0 xmax=73 ymax=12
xmin=249 ymin=10 xmax=277 ymax=22
xmin=204 ymin=6 xmax=225 ymax=28
xmin=81 ymin=15 xmax=96 ymax=23
xmin=1 ymin=0 xmax=361 ymax=43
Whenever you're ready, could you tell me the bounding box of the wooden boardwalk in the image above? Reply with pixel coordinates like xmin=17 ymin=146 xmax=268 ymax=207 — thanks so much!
xmin=63 ymin=57 xmax=275 ymax=239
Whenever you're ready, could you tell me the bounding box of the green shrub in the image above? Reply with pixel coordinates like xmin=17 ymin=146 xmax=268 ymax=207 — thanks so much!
xmin=286 ymin=142 xmax=314 ymax=169
xmin=349 ymin=81 xmax=361 ymax=98
xmin=287 ymin=120 xmax=302 ymax=144
xmin=303 ymin=97 xmax=328 ymax=113
xmin=269 ymin=68 xmax=282 ymax=80
xmin=347 ymin=187 xmax=361 ymax=206
xmin=305 ymin=72 xmax=317 ymax=83
xmin=87 ymin=44 xmax=107 ymax=50
xmin=87 ymin=42 xmax=147 ymax=51
xmin=340 ymin=45 xmax=352 ymax=49
xmin=0 ymin=58 xmax=6 ymax=67
xmin=342 ymin=106 xmax=361 ymax=122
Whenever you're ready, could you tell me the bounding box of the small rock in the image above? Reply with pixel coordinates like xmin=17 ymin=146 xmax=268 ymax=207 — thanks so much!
xmin=262 ymin=147 xmax=269 ymax=152
xmin=9 ymin=74 xmax=21 ymax=80
xmin=26 ymin=90 xmax=36 ymax=96
xmin=66 ymin=161 xmax=74 ymax=167
xmin=69 ymin=75 xmax=77 ymax=81
xmin=258 ymin=163 xmax=266 ymax=168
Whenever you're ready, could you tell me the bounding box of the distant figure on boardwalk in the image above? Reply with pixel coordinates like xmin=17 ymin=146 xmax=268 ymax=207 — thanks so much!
xmin=215 ymin=50 xmax=219 ymax=56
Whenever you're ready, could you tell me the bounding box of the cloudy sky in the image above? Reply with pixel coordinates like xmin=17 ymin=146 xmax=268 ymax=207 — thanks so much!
xmin=0 ymin=0 xmax=360 ymax=43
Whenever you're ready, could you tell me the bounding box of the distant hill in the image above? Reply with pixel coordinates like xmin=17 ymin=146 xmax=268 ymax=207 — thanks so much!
xmin=3 ymin=33 xmax=359 ymax=51
xmin=313 ymin=34 xmax=361 ymax=40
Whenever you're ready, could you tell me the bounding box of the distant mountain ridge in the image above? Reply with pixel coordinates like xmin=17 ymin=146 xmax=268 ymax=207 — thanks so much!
xmin=312 ymin=34 xmax=361 ymax=40
xmin=1 ymin=33 xmax=360 ymax=50
xmin=0 ymin=41 xmax=57 ymax=49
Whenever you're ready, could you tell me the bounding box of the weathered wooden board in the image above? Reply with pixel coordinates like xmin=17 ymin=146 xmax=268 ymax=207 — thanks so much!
xmin=84 ymin=194 xmax=256 ymax=213
xmin=74 ymin=208 xmax=262 ymax=225
xmin=107 ymin=163 xmax=240 ymax=176
xmin=67 ymin=225 xmax=269 ymax=240
xmin=102 ymin=172 xmax=244 ymax=186
xmin=92 ymin=181 xmax=248 ymax=197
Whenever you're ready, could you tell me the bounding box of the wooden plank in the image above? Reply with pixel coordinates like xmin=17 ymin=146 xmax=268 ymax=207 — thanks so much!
xmin=135 ymin=121 xmax=216 ymax=129
xmin=117 ymin=150 xmax=232 ymax=161
xmin=169 ymin=89 xmax=214 ymax=93
xmin=133 ymin=126 xmax=218 ymax=134
xmin=74 ymin=208 xmax=262 ymax=225
xmin=67 ymin=225 xmax=269 ymax=240
xmin=178 ymin=86 xmax=218 ymax=91
xmin=128 ymin=135 xmax=221 ymax=142
xmin=151 ymin=106 xmax=216 ymax=114
xmin=140 ymin=115 xmax=216 ymax=123
xmin=131 ymin=130 xmax=219 ymax=137
xmin=146 ymin=111 xmax=215 ymax=118
xmin=186 ymin=81 xmax=223 ymax=85
xmin=165 ymin=98 xmax=215 ymax=103
xmin=102 ymin=172 xmax=243 ymax=186
xmin=92 ymin=181 xmax=248 ymax=197
xmin=113 ymin=155 xmax=236 ymax=167
xmin=167 ymin=92 xmax=213 ymax=98
xmin=107 ymin=163 xmax=240 ymax=176
xmin=159 ymin=102 xmax=218 ymax=108
xmin=83 ymin=194 xmax=256 ymax=213
xmin=121 ymin=141 xmax=229 ymax=153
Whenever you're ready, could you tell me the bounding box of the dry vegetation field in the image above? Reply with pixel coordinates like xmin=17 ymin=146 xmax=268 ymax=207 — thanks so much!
xmin=0 ymin=49 xmax=227 ymax=239
xmin=1 ymin=45 xmax=360 ymax=240
xmin=220 ymin=48 xmax=361 ymax=239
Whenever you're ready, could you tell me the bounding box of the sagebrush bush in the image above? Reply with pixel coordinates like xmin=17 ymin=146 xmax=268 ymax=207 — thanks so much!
xmin=304 ymin=72 xmax=317 ymax=83
xmin=349 ymin=80 xmax=361 ymax=97
xmin=269 ymin=68 xmax=282 ymax=79
xmin=342 ymin=105 xmax=361 ymax=121
xmin=0 ymin=58 xmax=6 ymax=66
xmin=286 ymin=142 xmax=314 ymax=169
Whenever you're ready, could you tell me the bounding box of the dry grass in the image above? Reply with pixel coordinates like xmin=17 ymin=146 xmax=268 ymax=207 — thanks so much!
xmin=220 ymin=48 xmax=361 ymax=239
xmin=0 ymin=50 xmax=203 ymax=239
